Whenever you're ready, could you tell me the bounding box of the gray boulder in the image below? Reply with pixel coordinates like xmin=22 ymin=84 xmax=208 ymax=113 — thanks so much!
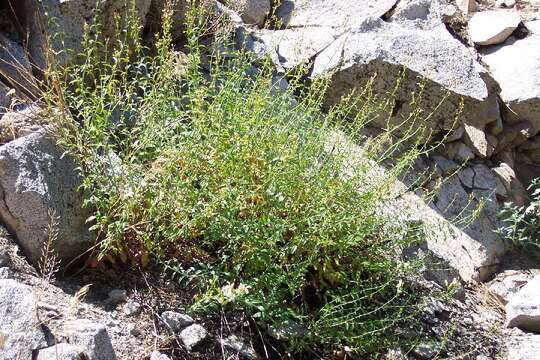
xmin=506 ymin=275 xmax=540 ymax=332
xmin=311 ymin=18 xmax=501 ymax=140
xmin=179 ymin=324 xmax=209 ymax=351
xmin=0 ymin=279 xmax=47 ymax=360
xmin=276 ymin=0 xmax=398 ymax=29
xmin=0 ymin=130 xmax=94 ymax=266
xmin=468 ymin=10 xmax=521 ymax=45
xmin=482 ymin=35 xmax=540 ymax=136
xmin=161 ymin=311 xmax=194 ymax=332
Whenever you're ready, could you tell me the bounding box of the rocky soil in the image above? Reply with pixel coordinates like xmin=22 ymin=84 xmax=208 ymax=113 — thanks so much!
xmin=1 ymin=0 xmax=540 ymax=359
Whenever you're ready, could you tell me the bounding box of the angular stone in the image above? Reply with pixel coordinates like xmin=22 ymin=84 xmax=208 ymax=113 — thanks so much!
xmin=482 ymin=35 xmax=540 ymax=135
xmin=447 ymin=142 xmax=475 ymax=163
xmin=312 ymin=18 xmax=501 ymax=140
xmin=150 ymin=351 xmax=172 ymax=360
xmin=492 ymin=163 xmax=528 ymax=204
xmin=179 ymin=324 xmax=209 ymax=351
xmin=161 ymin=311 xmax=194 ymax=332
xmin=0 ymin=279 xmax=47 ymax=360
xmin=329 ymin=131 xmax=506 ymax=281
xmin=463 ymin=124 xmax=490 ymax=158
xmin=36 ymin=344 xmax=86 ymax=360
xmin=224 ymin=0 xmax=270 ymax=27
xmin=468 ymin=10 xmax=521 ymax=45
xmin=59 ymin=319 xmax=116 ymax=360
xmin=221 ymin=335 xmax=259 ymax=360
xmin=0 ymin=131 xmax=94 ymax=265
xmin=489 ymin=270 xmax=531 ymax=304
xmin=276 ymin=0 xmax=398 ymax=29
xmin=506 ymin=275 xmax=540 ymax=332
xmin=250 ymin=27 xmax=340 ymax=70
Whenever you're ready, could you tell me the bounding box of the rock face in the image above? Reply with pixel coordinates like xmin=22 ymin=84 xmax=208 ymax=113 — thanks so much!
xmin=26 ymin=0 xmax=152 ymax=68
xmin=0 ymin=130 xmax=94 ymax=266
xmin=482 ymin=35 xmax=540 ymax=135
xmin=311 ymin=17 xmax=500 ymax=139
xmin=0 ymin=279 xmax=47 ymax=360
xmin=506 ymin=275 xmax=540 ymax=332
xmin=468 ymin=10 xmax=521 ymax=45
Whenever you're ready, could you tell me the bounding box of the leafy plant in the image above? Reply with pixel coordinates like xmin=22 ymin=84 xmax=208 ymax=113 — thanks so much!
xmin=498 ymin=178 xmax=540 ymax=253
xmin=43 ymin=0 xmax=433 ymax=354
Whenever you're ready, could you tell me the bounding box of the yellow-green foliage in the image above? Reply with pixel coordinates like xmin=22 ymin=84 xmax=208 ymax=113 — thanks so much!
xmin=44 ymin=1 xmax=427 ymax=353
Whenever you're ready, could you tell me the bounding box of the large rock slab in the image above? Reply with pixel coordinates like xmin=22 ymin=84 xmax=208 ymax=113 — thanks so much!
xmin=312 ymin=18 xmax=500 ymax=139
xmin=482 ymin=35 xmax=540 ymax=135
xmin=276 ymin=0 xmax=398 ymax=29
xmin=0 ymin=130 xmax=94 ymax=265
xmin=0 ymin=279 xmax=47 ymax=360
xmin=506 ymin=275 xmax=540 ymax=332
xmin=468 ymin=10 xmax=521 ymax=45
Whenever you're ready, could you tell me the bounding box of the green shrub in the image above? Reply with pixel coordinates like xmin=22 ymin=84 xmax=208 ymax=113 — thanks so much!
xmin=498 ymin=178 xmax=540 ymax=254
xmin=44 ymin=1 xmax=429 ymax=354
